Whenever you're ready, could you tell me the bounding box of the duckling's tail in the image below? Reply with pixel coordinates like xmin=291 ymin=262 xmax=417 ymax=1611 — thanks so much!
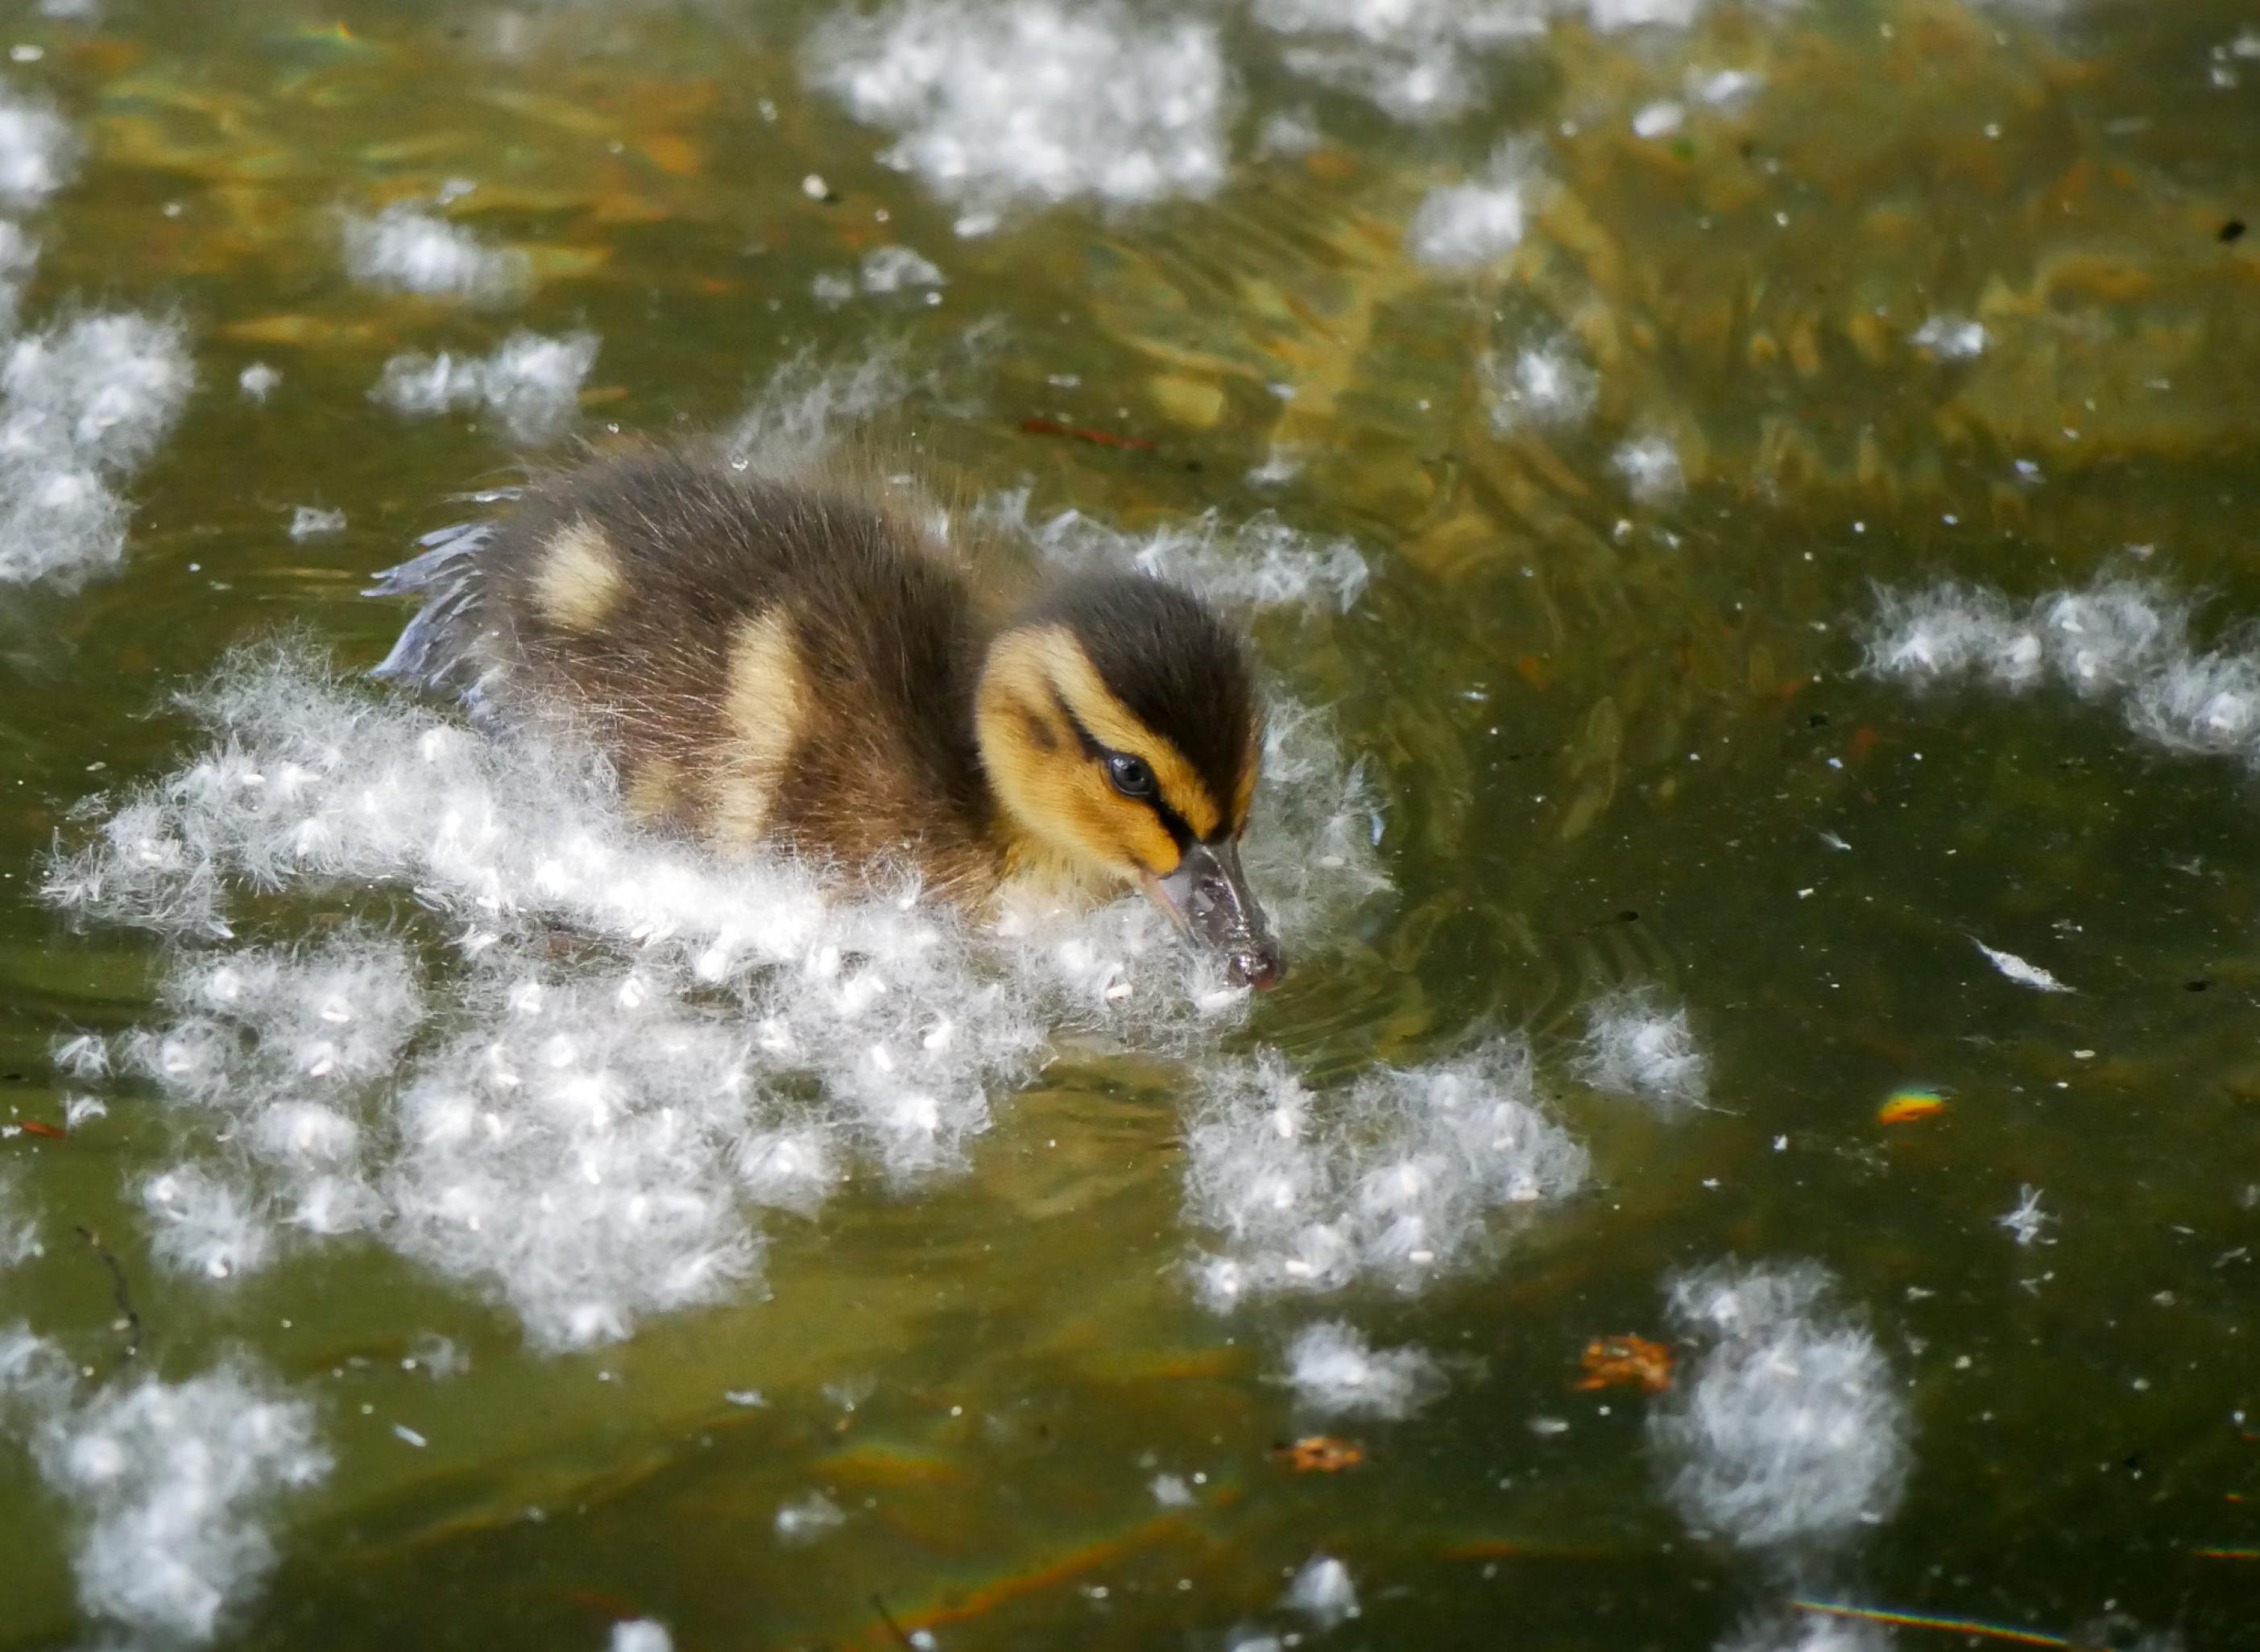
xmin=365 ymin=514 xmax=501 ymax=712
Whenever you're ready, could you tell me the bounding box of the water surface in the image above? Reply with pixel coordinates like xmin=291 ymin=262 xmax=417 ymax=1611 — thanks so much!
xmin=5 ymin=1 xmax=2260 ymax=1648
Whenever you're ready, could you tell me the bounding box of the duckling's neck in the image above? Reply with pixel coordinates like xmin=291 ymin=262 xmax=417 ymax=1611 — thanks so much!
xmin=991 ymin=834 xmax=1120 ymax=918
xmin=965 ymin=628 xmax=1054 ymax=896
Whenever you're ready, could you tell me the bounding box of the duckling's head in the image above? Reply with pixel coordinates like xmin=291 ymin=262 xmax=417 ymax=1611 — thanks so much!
xmin=975 ymin=572 xmax=1285 ymax=991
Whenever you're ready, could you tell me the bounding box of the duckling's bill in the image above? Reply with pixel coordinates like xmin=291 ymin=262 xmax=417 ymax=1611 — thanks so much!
xmin=1141 ymin=837 xmax=1284 ymax=992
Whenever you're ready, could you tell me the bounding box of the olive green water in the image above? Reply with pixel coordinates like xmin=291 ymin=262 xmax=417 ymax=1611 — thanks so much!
xmin=6 ymin=0 xmax=2260 ymax=1646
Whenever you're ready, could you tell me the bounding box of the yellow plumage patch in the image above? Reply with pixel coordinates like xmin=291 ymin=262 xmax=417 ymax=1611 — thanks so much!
xmin=531 ymin=519 xmax=625 ymax=633
xmin=712 ymin=607 xmax=806 ymax=846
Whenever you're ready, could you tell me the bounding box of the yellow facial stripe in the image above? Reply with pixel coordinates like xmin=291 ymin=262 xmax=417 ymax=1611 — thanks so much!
xmin=978 ymin=634 xmax=1186 ymax=880
xmin=991 ymin=717 xmax=1180 ymax=875
xmin=531 ymin=518 xmax=624 ymax=632
xmin=991 ymin=625 xmax=1223 ymax=839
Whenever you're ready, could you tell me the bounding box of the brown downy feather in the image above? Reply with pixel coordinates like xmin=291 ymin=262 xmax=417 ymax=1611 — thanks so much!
xmin=378 ymin=445 xmax=1011 ymax=898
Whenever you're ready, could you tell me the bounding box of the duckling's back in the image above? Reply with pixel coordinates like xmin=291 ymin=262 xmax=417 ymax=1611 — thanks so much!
xmin=374 ymin=450 xmax=1001 ymax=888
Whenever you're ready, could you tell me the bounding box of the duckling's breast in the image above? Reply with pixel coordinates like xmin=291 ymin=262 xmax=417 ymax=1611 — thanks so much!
xmin=398 ymin=452 xmax=1003 ymax=892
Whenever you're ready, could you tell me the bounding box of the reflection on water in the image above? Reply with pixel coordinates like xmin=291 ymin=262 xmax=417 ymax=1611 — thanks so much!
xmin=5 ymin=0 xmax=2260 ymax=1647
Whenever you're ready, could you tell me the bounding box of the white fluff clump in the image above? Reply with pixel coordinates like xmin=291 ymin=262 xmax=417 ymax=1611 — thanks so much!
xmin=408 ymin=1331 xmax=470 ymax=1380
xmin=0 ymin=311 xmax=195 ymax=588
xmin=773 ymin=1489 xmax=847 ymax=1542
xmin=1587 ymin=0 xmax=1707 ymax=25
xmin=1575 ymin=987 xmax=1707 ymax=1112
xmin=8 ymin=308 xmax=194 ymax=469
xmin=0 ymin=1339 xmax=329 ymax=1646
xmin=1866 ymin=575 xmax=2183 ymax=698
xmin=386 ymin=969 xmax=772 ymax=1349
xmin=1182 ymin=1041 xmax=1587 ymax=1309
xmin=2034 ymin=580 xmax=2183 ymax=698
xmin=1282 ymin=1320 xmax=1443 ymax=1418
xmin=1910 ymin=314 xmax=1986 ymax=359
xmin=991 ymin=491 xmax=1371 ymax=615
xmin=288 ymin=505 xmax=346 ymax=539
xmin=141 ymin=934 xmax=427 ymax=1104
xmin=1483 ymin=337 xmax=1597 ymax=432
xmin=1862 ymin=581 xmax=2044 ymax=689
xmin=1650 ymin=1261 xmax=1910 ymax=1552
xmin=1240 ymin=697 xmax=1392 ymax=944
xmin=341 ymin=204 xmax=529 ymax=302
xmin=0 ymin=1322 xmax=77 ymax=1414
xmin=1253 ymin=0 xmax=1545 ymax=120
xmin=114 ymin=939 xmax=782 ymax=1347
xmin=1150 ymin=1472 xmax=1196 ymax=1506
xmin=52 ymin=1030 xmax=109 ymax=1079
xmin=120 ymin=934 xmax=422 ymax=1268
xmin=47 ymin=641 xmax=1385 ymax=1346
xmin=1716 ymin=1610 xmax=1893 ymax=1652
xmin=1256 ymin=0 xmax=1720 ymax=120
xmin=1863 ymin=574 xmax=2260 ymax=770
xmin=1281 ymin=1553 xmax=1360 ymax=1627
xmin=254 ymin=1107 xmax=369 ymax=1174
xmin=0 ymin=466 xmax=126 ymax=586
xmin=806 ymin=0 xmax=1230 ymax=223
xmin=1406 ymin=144 xmax=1545 ymax=269
xmin=141 ymin=1164 xmax=279 ymax=1281
xmin=611 ymin=1622 xmax=674 ymax=1652
xmin=2129 ymin=648 xmax=2260 ymax=756
xmin=372 ymin=330 xmax=598 ymax=444
xmin=859 ymin=245 xmax=946 ymax=294
xmin=0 ymin=87 xmax=76 ymax=205
xmin=1612 ymin=430 xmax=1685 ymax=503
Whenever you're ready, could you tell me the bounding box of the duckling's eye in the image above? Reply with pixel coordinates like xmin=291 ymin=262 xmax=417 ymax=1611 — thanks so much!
xmin=1105 ymin=752 xmax=1157 ymax=800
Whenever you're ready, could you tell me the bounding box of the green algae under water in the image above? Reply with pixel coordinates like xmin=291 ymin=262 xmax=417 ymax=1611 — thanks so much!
xmin=6 ymin=1 xmax=2260 ymax=1647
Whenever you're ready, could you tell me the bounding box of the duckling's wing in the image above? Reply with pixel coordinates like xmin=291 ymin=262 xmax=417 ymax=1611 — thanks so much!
xmin=366 ymin=515 xmax=504 ymax=712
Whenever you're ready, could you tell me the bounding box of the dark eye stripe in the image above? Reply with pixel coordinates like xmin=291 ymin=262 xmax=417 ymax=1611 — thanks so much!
xmin=1050 ymin=690 xmax=1194 ymax=849
xmin=1052 ymin=687 xmax=1107 ymax=762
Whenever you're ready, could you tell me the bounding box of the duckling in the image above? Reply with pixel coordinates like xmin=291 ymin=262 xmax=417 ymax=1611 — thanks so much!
xmin=370 ymin=447 xmax=1285 ymax=988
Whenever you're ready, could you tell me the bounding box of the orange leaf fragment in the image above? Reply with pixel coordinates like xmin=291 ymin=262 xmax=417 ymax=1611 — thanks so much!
xmin=1018 ymin=417 xmax=1157 ymax=452
xmin=1574 ymin=1335 xmax=1674 ymax=1394
xmin=1276 ymin=1436 xmax=1363 ymax=1472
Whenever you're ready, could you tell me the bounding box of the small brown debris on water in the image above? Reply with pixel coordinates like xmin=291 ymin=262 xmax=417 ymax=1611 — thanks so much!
xmin=1574 ymin=1335 xmax=1674 ymax=1394
xmin=1018 ymin=416 xmax=1157 ymax=452
xmin=1275 ymin=1435 xmax=1364 ymax=1472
